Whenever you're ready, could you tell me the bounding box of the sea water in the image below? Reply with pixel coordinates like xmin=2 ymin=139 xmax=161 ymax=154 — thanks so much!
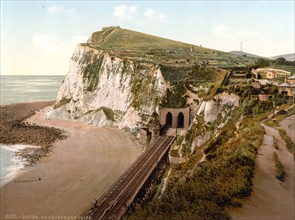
xmin=0 ymin=144 xmax=42 ymax=187
xmin=0 ymin=75 xmax=64 ymax=105
xmin=0 ymin=75 xmax=64 ymax=187
xmin=0 ymin=144 xmax=26 ymax=187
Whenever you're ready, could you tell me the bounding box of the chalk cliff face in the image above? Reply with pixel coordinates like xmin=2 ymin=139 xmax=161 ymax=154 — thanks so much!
xmin=47 ymin=45 xmax=168 ymax=132
xmin=47 ymin=26 xmax=228 ymax=133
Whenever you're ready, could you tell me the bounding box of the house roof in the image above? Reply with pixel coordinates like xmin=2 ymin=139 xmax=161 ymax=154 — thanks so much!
xmin=256 ymin=79 xmax=269 ymax=85
xmin=279 ymin=82 xmax=295 ymax=87
xmin=279 ymin=82 xmax=291 ymax=87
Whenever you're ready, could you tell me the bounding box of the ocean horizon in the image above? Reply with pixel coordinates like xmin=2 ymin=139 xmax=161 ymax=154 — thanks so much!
xmin=0 ymin=75 xmax=64 ymax=105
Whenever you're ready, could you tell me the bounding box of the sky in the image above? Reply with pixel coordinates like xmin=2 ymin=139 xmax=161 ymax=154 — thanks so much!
xmin=1 ymin=0 xmax=294 ymax=75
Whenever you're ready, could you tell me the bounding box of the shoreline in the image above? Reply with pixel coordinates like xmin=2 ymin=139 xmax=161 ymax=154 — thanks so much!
xmin=0 ymin=144 xmax=40 ymax=188
xmin=0 ymin=101 xmax=143 ymax=218
xmin=0 ymin=101 xmax=60 ymax=188
xmin=0 ymin=100 xmax=67 ymax=166
xmin=0 ymin=99 xmax=56 ymax=107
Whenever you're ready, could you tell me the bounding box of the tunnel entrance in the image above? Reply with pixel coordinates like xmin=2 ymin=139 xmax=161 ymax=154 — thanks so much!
xmin=160 ymin=107 xmax=189 ymax=129
xmin=177 ymin=112 xmax=184 ymax=128
xmin=166 ymin=112 xmax=172 ymax=127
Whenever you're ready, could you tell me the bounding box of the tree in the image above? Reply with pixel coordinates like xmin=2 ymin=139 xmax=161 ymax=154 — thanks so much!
xmin=255 ymin=58 xmax=271 ymax=68
xmin=275 ymin=57 xmax=286 ymax=65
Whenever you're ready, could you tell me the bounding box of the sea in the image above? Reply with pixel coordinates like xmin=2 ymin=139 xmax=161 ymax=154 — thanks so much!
xmin=0 ymin=75 xmax=64 ymax=105
xmin=0 ymin=75 xmax=64 ymax=187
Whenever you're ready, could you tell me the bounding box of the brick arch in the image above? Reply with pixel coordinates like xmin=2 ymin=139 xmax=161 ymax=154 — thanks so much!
xmin=160 ymin=107 xmax=190 ymax=128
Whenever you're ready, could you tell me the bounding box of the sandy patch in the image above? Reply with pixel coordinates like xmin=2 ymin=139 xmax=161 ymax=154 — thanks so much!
xmin=0 ymin=106 xmax=142 ymax=218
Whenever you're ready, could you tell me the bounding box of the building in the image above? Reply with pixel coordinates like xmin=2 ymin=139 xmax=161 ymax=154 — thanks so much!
xmin=287 ymin=74 xmax=295 ymax=84
xmin=266 ymin=71 xmax=278 ymax=79
xmin=258 ymin=94 xmax=272 ymax=102
xmin=278 ymin=74 xmax=295 ymax=97
xmin=251 ymin=69 xmax=259 ymax=79
xmin=253 ymin=79 xmax=270 ymax=86
xmin=251 ymin=81 xmax=261 ymax=89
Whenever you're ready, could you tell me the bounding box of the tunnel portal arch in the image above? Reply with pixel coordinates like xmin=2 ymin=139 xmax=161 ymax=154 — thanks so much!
xmin=160 ymin=107 xmax=190 ymax=129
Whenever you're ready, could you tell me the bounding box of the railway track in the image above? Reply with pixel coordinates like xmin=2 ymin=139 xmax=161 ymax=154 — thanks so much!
xmin=80 ymin=135 xmax=175 ymax=220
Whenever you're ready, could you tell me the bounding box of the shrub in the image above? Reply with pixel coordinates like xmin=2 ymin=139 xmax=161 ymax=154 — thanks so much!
xmin=273 ymin=152 xmax=285 ymax=181
xmin=273 ymin=136 xmax=279 ymax=149
xmin=53 ymin=98 xmax=71 ymax=109
xmin=279 ymin=129 xmax=295 ymax=160
xmin=160 ymin=84 xmax=188 ymax=108
xmin=101 ymin=107 xmax=115 ymax=121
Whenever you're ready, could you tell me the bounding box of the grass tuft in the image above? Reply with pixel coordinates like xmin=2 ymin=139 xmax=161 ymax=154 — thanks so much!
xmin=273 ymin=152 xmax=285 ymax=181
xmin=101 ymin=107 xmax=115 ymax=121
xmin=273 ymin=136 xmax=279 ymax=149
xmin=278 ymin=129 xmax=295 ymax=161
xmin=53 ymin=98 xmax=71 ymax=109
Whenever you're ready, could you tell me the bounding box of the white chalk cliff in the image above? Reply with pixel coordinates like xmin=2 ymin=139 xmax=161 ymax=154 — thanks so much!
xmin=47 ymin=45 xmax=168 ymax=132
xmin=47 ymin=26 xmax=226 ymax=133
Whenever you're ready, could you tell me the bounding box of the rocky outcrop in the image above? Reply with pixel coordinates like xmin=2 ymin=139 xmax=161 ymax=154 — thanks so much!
xmin=197 ymin=92 xmax=240 ymax=123
xmin=47 ymin=45 xmax=168 ymax=132
xmin=171 ymin=92 xmax=240 ymax=156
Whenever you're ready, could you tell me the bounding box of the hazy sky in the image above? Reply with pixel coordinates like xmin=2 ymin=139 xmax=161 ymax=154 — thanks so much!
xmin=1 ymin=0 xmax=294 ymax=75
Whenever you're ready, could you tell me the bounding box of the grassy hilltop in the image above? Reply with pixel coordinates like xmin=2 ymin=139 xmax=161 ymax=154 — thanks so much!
xmin=83 ymin=26 xmax=256 ymax=68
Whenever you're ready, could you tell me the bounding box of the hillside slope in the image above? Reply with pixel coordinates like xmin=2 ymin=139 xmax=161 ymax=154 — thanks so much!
xmin=47 ymin=26 xmax=239 ymax=131
xmin=271 ymin=53 xmax=295 ymax=61
xmin=84 ymin=26 xmax=255 ymax=68
xmin=229 ymin=50 xmax=263 ymax=59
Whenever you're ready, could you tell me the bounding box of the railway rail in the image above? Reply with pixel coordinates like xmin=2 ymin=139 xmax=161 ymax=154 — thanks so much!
xmin=80 ymin=135 xmax=176 ymax=220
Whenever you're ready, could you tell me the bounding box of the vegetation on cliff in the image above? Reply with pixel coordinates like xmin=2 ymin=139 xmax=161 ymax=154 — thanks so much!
xmin=84 ymin=26 xmax=256 ymax=69
xmin=129 ymin=95 xmax=268 ymax=219
xmin=160 ymin=64 xmax=225 ymax=108
xmin=127 ymin=73 xmax=295 ymax=218
xmin=82 ymin=54 xmax=105 ymax=92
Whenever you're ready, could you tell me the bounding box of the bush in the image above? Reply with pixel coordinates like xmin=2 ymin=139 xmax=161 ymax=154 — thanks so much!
xmin=53 ymin=98 xmax=71 ymax=109
xmin=273 ymin=152 xmax=285 ymax=181
xmin=279 ymin=129 xmax=295 ymax=160
xmin=160 ymin=84 xmax=188 ymax=108
xmin=277 ymin=110 xmax=287 ymax=115
xmin=101 ymin=107 xmax=115 ymax=121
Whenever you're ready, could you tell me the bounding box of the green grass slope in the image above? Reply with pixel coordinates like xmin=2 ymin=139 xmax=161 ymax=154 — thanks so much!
xmin=83 ymin=26 xmax=256 ymax=68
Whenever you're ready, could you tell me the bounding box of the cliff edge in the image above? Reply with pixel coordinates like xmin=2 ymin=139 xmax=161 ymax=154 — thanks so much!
xmin=47 ymin=26 xmax=249 ymax=132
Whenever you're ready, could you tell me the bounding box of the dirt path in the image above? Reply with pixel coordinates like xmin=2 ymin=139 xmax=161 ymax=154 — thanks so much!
xmin=0 ymin=107 xmax=142 ymax=219
xmin=280 ymin=114 xmax=295 ymax=143
xmin=228 ymin=115 xmax=295 ymax=219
